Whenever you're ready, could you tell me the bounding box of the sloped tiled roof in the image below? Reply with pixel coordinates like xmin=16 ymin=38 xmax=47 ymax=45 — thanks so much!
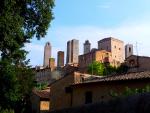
xmin=33 ymin=89 xmax=50 ymax=99
xmin=74 ymin=71 xmax=150 ymax=85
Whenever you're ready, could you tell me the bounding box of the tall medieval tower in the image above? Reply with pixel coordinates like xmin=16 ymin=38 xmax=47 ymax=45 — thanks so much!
xmin=43 ymin=42 xmax=51 ymax=67
xmin=66 ymin=39 xmax=79 ymax=64
xmin=84 ymin=40 xmax=91 ymax=54
xmin=57 ymin=51 xmax=64 ymax=67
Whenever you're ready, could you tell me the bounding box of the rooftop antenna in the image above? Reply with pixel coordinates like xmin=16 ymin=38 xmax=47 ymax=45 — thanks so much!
xmin=135 ymin=42 xmax=139 ymax=71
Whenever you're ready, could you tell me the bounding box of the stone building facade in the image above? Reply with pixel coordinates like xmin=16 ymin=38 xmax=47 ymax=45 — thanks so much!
xmin=33 ymin=68 xmax=56 ymax=84
xmin=57 ymin=51 xmax=64 ymax=67
xmin=79 ymin=50 xmax=112 ymax=73
xmin=98 ymin=37 xmax=124 ymax=67
xmin=43 ymin=42 xmax=51 ymax=68
xmin=125 ymin=55 xmax=150 ymax=72
xmin=49 ymin=71 xmax=150 ymax=111
xmin=70 ymin=71 xmax=150 ymax=107
xmin=84 ymin=40 xmax=91 ymax=54
xmin=49 ymin=72 xmax=90 ymax=111
xmin=31 ymin=88 xmax=50 ymax=113
xmin=66 ymin=39 xmax=79 ymax=64
xmin=34 ymin=67 xmax=53 ymax=84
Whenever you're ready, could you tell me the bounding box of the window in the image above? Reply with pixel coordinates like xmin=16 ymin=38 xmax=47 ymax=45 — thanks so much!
xmin=65 ymin=87 xmax=72 ymax=93
xmin=85 ymin=91 xmax=93 ymax=104
xmin=129 ymin=47 xmax=131 ymax=52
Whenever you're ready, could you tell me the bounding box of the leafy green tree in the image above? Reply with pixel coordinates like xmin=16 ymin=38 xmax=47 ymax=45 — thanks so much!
xmin=88 ymin=61 xmax=118 ymax=76
xmin=0 ymin=0 xmax=54 ymax=112
xmin=88 ymin=61 xmax=107 ymax=76
xmin=105 ymin=65 xmax=117 ymax=75
xmin=116 ymin=64 xmax=129 ymax=74
xmin=0 ymin=0 xmax=54 ymax=61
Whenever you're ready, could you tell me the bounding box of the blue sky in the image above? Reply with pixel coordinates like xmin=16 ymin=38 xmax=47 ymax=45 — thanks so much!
xmin=25 ymin=0 xmax=150 ymax=66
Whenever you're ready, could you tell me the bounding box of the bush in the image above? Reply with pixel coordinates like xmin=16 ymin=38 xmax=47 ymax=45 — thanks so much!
xmin=0 ymin=108 xmax=14 ymax=113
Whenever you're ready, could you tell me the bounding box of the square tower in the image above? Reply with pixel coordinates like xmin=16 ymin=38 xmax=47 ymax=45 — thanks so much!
xmin=66 ymin=39 xmax=79 ymax=64
xmin=98 ymin=37 xmax=124 ymax=66
xmin=57 ymin=51 xmax=64 ymax=67
xmin=125 ymin=44 xmax=133 ymax=59
xmin=49 ymin=58 xmax=55 ymax=71
xmin=84 ymin=40 xmax=91 ymax=54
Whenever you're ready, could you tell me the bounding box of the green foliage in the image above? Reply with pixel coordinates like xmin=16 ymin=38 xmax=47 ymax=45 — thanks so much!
xmin=0 ymin=0 xmax=54 ymax=112
xmin=0 ymin=0 xmax=54 ymax=61
xmin=35 ymin=82 xmax=48 ymax=90
xmin=88 ymin=61 xmax=106 ymax=76
xmin=116 ymin=64 xmax=129 ymax=74
xmin=105 ymin=65 xmax=117 ymax=75
xmin=110 ymin=85 xmax=150 ymax=98
xmin=0 ymin=107 xmax=14 ymax=113
xmin=0 ymin=60 xmax=35 ymax=110
xmin=87 ymin=61 xmax=117 ymax=76
xmin=88 ymin=61 xmax=129 ymax=76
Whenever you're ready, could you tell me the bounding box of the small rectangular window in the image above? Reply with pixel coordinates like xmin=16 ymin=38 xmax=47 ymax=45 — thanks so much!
xmin=85 ymin=91 xmax=92 ymax=104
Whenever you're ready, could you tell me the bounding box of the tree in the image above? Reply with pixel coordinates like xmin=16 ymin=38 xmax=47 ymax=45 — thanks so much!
xmin=0 ymin=0 xmax=54 ymax=112
xmin=87 ymin=61 xmax=117 ymax=76
xmin=105 ymin=65 xmax=117 ymax=75
xmin=116 ymin=64 xmax=129 ymax=74
xmin=0 ymin=0 xmax=54 ymax=61
xmin=88 ymin=61 xmax=107 ymax=76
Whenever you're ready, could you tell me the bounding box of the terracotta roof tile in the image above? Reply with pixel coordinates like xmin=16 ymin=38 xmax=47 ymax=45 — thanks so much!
xmin=33 ymin=89 xmax=50 ymax=99
xmin=83 ymin=71 xmax=150 ymax=83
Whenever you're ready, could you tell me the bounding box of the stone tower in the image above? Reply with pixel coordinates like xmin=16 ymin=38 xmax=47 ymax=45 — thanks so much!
xmin=84 ymin=40 xmax=91 ymax=54
xmin=43 ymin=42 xmax=51 ymax=67
xmin=66 ymin=39 xmax=79 ymax=64
xmin=125 ymin=44 xmax=133 ymax=59
xmin=98 ymin=37 xmax=124 ymax=67
xmin=49 ymin=58 xmax=55 ymax=71
xmin=57 ymin=51 xmax=64 ymax=67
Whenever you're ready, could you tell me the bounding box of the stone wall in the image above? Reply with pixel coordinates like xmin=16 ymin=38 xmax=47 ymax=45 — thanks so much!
xmin=49 ymin=72 xmax=82 ymax=111
xmin=71 ymin=80 xmax=150 ymax=107
xmin=126 ymin=55 xmax=150 ymax=72
xmin=49 ymin=93 xmax=150 ymax=113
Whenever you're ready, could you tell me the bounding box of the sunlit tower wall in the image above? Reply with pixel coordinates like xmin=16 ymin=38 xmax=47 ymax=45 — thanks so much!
xmin=125 ymin=44 xmax=133 ymax=59
xmin=43 ymin=42 xmax=51 ymax=67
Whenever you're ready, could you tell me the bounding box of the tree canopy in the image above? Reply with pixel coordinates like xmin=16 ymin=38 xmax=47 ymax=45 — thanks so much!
xmin=0 ymin=0 xmax=54 ymax=61
xmin=87 ymin=61 xmax=128 ymax=76
xmin=0 ymin=0 xmax=54 ymax=112
xmin=88 ymin=61 xmax=107 ymax=76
